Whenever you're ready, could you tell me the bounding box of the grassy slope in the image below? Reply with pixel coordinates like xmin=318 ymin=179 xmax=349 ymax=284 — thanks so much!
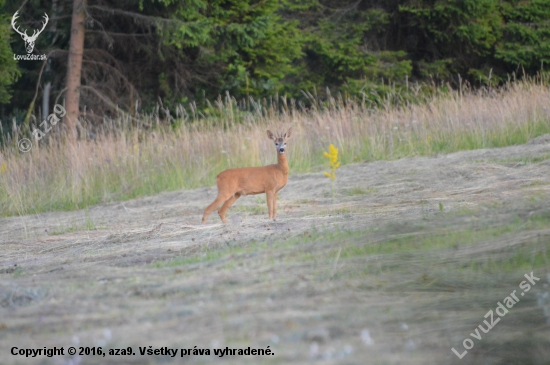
xmin=1 ymin=197 xmax=549 ymax=364
xmin=146 ymin=201 xmax=550 ymax=364
xmin=1 ymin=136 xmax=549 ymax=363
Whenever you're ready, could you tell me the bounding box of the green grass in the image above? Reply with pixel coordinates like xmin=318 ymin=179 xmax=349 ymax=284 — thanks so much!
xmin=48 ymin=211 xmax=97 ymax=235
xmin=11 ymin=266 xmax=23 ymax=278
xmin=483 ymin=153 xmax=550 ymax=165
xmin=152 ymin=208 xmax=550 ymax=278
xmin=342 ymin=187 xmax=376 ymax=196
xmin=231 ymin=204 xmax=267 ymax=214
xmin=338 ymin=212 xmax=549 ymax=260
xmin=153 ymin=249 xmax=228 ymax=268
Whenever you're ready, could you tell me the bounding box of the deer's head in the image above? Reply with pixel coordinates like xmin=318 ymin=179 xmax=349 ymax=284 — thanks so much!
xmin=11 ymin=11 xmax=49 ymax=54
xmin=267 ymin=127 xmax=292 ymax=154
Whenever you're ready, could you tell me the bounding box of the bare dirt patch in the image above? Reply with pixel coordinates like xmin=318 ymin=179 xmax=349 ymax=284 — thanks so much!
xmin=1 ymin=137 xmax=550 ymax=364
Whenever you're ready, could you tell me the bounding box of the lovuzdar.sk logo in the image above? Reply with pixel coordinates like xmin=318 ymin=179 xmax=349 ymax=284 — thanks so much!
xmin=11 ymin=11 xmax=48 ymax=61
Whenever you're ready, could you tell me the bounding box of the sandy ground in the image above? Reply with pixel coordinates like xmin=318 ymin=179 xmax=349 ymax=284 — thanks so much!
xmin=1 ymin=135 xmax=550 ymax=364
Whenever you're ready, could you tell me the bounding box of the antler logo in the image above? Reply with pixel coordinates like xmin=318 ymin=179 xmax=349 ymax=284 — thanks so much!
xmin=11 ymin=11 xmax=49 ymax=54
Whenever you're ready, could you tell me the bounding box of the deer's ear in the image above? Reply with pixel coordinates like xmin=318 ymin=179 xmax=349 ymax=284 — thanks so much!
xmin=267 ymin=130 xmax=275 ymax=140
xmin=284 ymin=127 xmax=292 ymax=140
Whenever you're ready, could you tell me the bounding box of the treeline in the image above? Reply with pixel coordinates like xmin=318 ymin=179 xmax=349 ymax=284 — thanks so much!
xmin=1 ymin=0 xmax=550 ymax=126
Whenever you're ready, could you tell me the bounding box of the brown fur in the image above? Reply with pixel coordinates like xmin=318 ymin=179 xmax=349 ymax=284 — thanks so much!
xmin=202 ymin=128 xmax=292 ymax=223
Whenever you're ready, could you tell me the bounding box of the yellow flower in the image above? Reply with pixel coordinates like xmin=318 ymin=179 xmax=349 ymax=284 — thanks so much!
xmin=324 ymin=171 xmax=335 ymax=180
xmin=0 ymin=162 xmax=6 ymax=175
xmin=323 ymin=143 xmax=340 ymax=181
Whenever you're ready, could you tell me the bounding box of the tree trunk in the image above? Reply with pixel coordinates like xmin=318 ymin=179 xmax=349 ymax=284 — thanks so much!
xmin=65 ymin=0 xmax=86 ymax=140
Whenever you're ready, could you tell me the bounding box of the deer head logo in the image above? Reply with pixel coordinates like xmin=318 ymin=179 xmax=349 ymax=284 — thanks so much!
xmin=11 ymin=11 xmax=49 ymax=54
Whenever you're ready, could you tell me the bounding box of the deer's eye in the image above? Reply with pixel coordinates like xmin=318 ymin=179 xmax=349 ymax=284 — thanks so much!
xmin=275 ymin=142 xmax=279 ymax=145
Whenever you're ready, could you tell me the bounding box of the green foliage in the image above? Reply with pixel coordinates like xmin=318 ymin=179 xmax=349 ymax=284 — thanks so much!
xmin=3 ymin=0 xmax=550 ymax=119
xmin=399 ymin=0 xmax=502 ymax=80
xmin=0 ymin=0 xmax=20 ymax=104
xmin=283 ymin=2 xmax=412 ymax=94
xmin=399 ymin=0 xmax=550 ymax=83
xmin=496 ymin=0 xmax=550 ymax=70
xmin=155 ymin=0 xmax=303 ymax=97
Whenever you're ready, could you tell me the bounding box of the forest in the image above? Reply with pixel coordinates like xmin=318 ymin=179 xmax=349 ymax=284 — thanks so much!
xmin=1 ymin=0 xmax=550 ymax=135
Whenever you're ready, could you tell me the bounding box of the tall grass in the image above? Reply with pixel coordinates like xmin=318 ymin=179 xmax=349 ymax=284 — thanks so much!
xmin=1 ymin=78 xmax=550 ymax=217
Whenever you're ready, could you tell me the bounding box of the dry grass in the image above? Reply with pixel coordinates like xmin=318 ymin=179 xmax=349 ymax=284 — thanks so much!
xmin=1 ymin=79 xmax=550 ymax=217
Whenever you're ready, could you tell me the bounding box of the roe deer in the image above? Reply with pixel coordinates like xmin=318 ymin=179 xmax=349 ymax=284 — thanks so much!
xmin=202 ymin=128 xmax=292 ymax=224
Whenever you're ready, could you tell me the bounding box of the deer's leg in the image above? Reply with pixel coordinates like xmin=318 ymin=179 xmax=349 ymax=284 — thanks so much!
xmin=218 ymin=193 xmax=241 ymax=223
xmin=202 ymin=193 xmax=231 ymax=224
xmin=266 ymin=190 xmax=275 ymax=220
xmin=273 ymin=191 xmax=279 ymax=220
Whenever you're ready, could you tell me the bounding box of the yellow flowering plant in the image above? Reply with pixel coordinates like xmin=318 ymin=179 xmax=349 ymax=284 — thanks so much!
xmin=323 ymin=144 xmax=340 ymax=180
xmin=323 ymin=144 xmax=340 ymax=202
